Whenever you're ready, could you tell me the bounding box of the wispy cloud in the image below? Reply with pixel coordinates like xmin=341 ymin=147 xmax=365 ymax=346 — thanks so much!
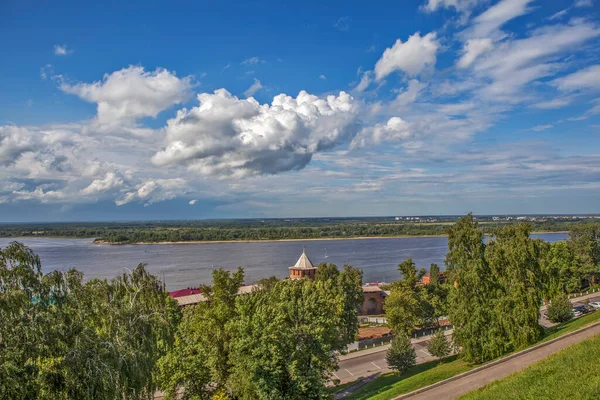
xmin=53 ymin=44 xmax=72 ymax=56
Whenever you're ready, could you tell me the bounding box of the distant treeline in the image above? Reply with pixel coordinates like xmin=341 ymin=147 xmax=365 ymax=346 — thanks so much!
xmin=0 ymin=218 xmax=596 ymax=243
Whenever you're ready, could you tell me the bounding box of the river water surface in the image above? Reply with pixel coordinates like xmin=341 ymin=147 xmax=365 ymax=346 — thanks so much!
xmin=0 ymin=233 xmax=567 ymax=291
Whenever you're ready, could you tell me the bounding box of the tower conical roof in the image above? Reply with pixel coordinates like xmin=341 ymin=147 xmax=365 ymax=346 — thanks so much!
xmin=292 ymin=248 xmax=315 ymax=269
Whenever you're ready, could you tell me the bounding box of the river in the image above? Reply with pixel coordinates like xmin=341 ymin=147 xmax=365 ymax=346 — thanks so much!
xmin=0 ymin=233 xmax=567 ymax=291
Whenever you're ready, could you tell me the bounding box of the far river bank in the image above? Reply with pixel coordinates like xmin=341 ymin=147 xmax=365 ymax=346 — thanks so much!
xmin=91 ymin=231 xmax=568 ymax=245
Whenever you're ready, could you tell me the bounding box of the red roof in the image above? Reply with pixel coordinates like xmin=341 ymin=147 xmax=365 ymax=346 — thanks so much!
xmin=169 ymin=288 xmax=202 ymax=298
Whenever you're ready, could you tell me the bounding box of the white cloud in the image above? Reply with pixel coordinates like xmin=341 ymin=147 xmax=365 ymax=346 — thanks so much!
xmin=530 ymin=124 xmax=554 ymax=131
xmin=574 ymin=0 xmax=593 ymax=7
xmin=116 ymin=178 xmax=186 ymax=206
xmin=457 ymin=38 xmax=494 ymax=68
xmin=319 ymin=74 xmax=327 ymax=80
xmin=552 ymin=65 xmax=600 ymax=91
xmin=241 ymin=57 xmax=264 ymax=65
xmin=531 ymin=97 xmax=574 ymax=109
xmin=189 ymin=199 xmax=197 ymax=205
xmin=351 ymin=117 xmax=411 ymax=148
xmin=548 ymin=9 xmax=569 ymax=21
xmin=423 ymin=0 xmax=484 ymax=13
xmin=244 ymin=78 xmax=263 ymax=97
xmin=354 ymin=71 xmax=373 ymax=92
xmin=40 ymin=64 xmax=52 ymax=80
xmin=0 ymin=126 xmax=37 ymax=165
xmin=13 ymin=186 xmax=68 ymax=203
xmin=374 ymin=32 xmax=439 ymax=80
xmin=392 ymin=79 xmax=427 ymax=106
xmin=152 ymin=89 xmax=360 ymax=178
xmin=54 ymin=44 xmax=72 ymax=56
xmin=465 ymin=0 xmax=534 ymax=39
xmin=80 ymin=172 xmax=124 ymax=196
xmin=60 ymin=66 xmax=193 ymax=126
xmin=472 ymin=22 xmax=600 ymax=100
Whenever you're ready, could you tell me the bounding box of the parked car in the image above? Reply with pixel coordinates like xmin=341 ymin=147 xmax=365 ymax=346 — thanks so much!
xmin=589 ymin=301 xmax=600 ymax=310
xmin=573 ymin=305 xmax=591 ymax=316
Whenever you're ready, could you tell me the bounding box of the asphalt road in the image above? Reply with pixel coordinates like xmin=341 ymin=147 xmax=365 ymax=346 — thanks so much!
xmin=335 ymin=339 xmax=438 ymax=384
xmin=336 ymin=292 xmax=600 ymax=386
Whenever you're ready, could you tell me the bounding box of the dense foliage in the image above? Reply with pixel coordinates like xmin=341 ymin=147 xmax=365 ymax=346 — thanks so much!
xmin=445 ymin=215 xmax=545 ymax=363
xmin=385 ymin=258 xmax=448 ymax=335
xmin=546 ymin=293 xmax=573 ymax=323
xmin=157 ymin=264 xmax=363 ymax=399
xmin=0 ymin=217 xmax=594 ymax=243
xmin=0 ymin=242 xmax=179 ymax=400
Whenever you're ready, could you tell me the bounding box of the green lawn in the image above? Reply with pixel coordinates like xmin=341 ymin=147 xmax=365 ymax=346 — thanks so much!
xmin=459 ymin=333 xmax=600 ymax=400
xmin=346 ymin=311 xmax=600 ymax=400
xmin=346 ymin=356 xmax=473 ymax=400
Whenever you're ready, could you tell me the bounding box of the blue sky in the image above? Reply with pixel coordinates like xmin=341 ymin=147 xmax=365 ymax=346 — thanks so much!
xmin=1 ymin=0 xmax=599 ymax=222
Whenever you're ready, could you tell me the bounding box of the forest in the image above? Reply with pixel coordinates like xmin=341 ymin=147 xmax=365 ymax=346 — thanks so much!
xmin=0 ymin=216 xmax=596 ymax=244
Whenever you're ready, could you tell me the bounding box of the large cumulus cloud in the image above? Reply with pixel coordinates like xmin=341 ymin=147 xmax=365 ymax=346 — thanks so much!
xmin=152 ymin=89 xmax=361 ymax=178
xmin=60 ymin=66 xmax=193 ymax=128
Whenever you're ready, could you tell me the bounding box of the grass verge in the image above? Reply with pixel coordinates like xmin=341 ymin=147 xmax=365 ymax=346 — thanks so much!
xmin=346 ymin=311 xmax=600 ymax=400
xmin=346 ymin=355 xmax=472 ymax=400
xmin=459 ymin=333 xmax=600 ymax=399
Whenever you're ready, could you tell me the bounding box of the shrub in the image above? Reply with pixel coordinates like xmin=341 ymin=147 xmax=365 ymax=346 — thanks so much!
xmin=547 ymin=293 xmax=573 ymax=323
xmin=427 ymin=329 xmax=451 ymax=360
xmin=386 ymin=334 xmax=416 ymax=375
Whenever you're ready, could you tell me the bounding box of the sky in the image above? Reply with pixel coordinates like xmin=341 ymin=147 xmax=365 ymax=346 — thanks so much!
xmin=1 ymin=0 xmax=600 ymax=222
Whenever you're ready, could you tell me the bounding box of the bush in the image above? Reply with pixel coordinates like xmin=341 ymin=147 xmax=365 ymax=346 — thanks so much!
xmin=547 ymin=293 xmax=573 ymax=323
xmin=386 ymin=334 xmax=416 ymax=375
xmin=427 ymin=329 xmax=451 ymax=360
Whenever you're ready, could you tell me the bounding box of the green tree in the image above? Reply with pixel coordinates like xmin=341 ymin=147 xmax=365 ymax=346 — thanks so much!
xmin=315 ymin=262 xmax=339 ymax=281
xmin=445 ymin=214 xmax=496 ymax=363
xmin=156 ymin=267 xmax=244 ymax=399
xmin=485 ymin=224 xmax=544 ymax=351
xmin=0 ymin=242 xmax=178 ymax=400
xmin=386 ymin=258 xmax=434 ymax=334
xmin=386 ymin=334 xmax=416 ymax=375
xmin=427 ymin=329 xmax=451 ymax=361
xmin=569 ymin=224 xmax=600 ymax=286
xmin=385 ymin=286 xmax=422 ymax=335
xmin=540 ymin=241 xmax=578 ymax=297
xmin=546 ymin=293 xmax=573 ymax=323
xmin=429 ymin=263 xmax=440 ymax=286
xmin=228 ymin=275 xmax=362 ymax=399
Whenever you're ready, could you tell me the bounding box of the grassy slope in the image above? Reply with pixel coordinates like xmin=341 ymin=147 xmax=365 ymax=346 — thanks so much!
xmin=344 ymin=311 xmax=600 ymax=400
xmin=459 ymin=333 xmax=600 ymax=400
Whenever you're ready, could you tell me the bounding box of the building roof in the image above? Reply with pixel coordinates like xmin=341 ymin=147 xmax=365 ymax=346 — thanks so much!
xmin=169 ymin=288 xmax=202 ymax=298
xmin=174 ymin=284 xmax=257 ymax=307
xmin=175 ymin=293 xmax=207 ymax=306
xmin=362 ymin=285 xmax=383 ymax=293
xmin=290 ymin=248 xmax=316 ymax=270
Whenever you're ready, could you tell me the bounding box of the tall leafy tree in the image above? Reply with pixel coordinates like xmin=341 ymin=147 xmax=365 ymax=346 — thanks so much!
xmin=156 ymin=267 xmax=244 ymax=398
xmin=445 ymin=214 xmax=496 ymax=363
xmin=569 ymin=224 xmax=600 ymax=285
xmin=315 ymin=262 xmax=340 ymax=282
xmin=386 ymin=258 xmax=433 ymax=334
xmin=228 ymin=269 xmax=362 ymax=399
xmin=0 ymin=242 xmax=178 ymax=400
xmin=429 ymin=263 xmax=440 ymax=286
xmin=485 ymin=224 xmax=544 ymax=351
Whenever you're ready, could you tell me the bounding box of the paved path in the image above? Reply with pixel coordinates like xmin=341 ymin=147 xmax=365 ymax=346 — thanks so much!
xmin=335 ymin=330 xmax=453 ymax=384
xmin=396 ymin=322 xmax=600 ymax=400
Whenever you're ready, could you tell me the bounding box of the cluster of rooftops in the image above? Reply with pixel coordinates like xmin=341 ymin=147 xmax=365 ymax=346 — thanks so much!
xmin=168 ymin=249 xmax=390 ymax=307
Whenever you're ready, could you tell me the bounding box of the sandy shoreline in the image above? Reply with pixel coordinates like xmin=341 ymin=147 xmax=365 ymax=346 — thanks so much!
xmin=91 ymin=231 xmax=567 ymax=245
